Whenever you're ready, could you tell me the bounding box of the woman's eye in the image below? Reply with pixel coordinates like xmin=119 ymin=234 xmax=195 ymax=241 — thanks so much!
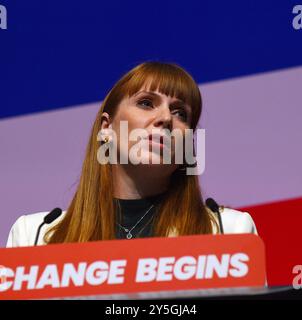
xmin=173 ymin=109 xmax=188 ymax=122
xmin=137 ymin=99 xmax=153 ymax=108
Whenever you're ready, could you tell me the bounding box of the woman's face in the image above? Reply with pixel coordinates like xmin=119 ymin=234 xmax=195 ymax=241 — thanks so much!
xmin=102 ymin=85 xmax=193 ymax=175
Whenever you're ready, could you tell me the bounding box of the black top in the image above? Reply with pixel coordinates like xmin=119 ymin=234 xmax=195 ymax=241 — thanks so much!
xmin=114 ymin=192 xmax=166 ymax=240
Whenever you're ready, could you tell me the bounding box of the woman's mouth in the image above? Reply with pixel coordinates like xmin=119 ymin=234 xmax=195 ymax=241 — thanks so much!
xmin=148 ymin=134 xmax=165 ymax=148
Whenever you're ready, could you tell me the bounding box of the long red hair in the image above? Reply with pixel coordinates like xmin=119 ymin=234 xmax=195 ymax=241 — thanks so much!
xmin=45 ymin=61 xmax=218 ymax=244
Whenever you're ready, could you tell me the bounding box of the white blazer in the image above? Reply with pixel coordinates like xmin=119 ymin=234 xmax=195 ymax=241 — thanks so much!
xmin=6 ymin=207 xmax=258 ymax=248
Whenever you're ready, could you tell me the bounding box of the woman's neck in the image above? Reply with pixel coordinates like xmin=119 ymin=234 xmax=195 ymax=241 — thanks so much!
xmin=112 ymin=163 xmax=170 ymax=199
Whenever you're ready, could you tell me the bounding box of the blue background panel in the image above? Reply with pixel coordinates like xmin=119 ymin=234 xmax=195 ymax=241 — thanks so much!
xmin=0 ymin=0 xmax=301 ymax=118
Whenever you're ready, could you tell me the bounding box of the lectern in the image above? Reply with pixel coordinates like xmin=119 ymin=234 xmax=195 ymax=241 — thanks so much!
xmin=0 ymin=234 xmax=266 ymax=300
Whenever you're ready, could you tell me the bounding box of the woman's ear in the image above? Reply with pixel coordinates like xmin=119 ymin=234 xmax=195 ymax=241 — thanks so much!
xmin=99 ymin=112 xmax=114 ymax=144
xmin=100 ymin=112 xmax=111 ymax=129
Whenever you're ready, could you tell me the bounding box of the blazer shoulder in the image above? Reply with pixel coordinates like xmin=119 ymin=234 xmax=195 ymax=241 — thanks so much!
xmin=6 ymin=210 xmax=66 ymax=248
xmin=220 ymin=207 xmax=258 ymax=235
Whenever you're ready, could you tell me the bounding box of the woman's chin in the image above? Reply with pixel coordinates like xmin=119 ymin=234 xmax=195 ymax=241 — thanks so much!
xmin=134 ymin=158 xmax=179 ymax=174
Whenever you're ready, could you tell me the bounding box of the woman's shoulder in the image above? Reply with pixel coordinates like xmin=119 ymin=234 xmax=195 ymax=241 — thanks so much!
xmin=219 ymin=207 xmax=258 ymax=235
xmin=206 ymin=206 xmax=258 ymax=235
xmin=6 ymin=210 xmax=66 ymax=248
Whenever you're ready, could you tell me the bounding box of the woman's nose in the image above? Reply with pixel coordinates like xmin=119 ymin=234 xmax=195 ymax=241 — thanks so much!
xmin=154 ymin=105 xmax=172 ymax=130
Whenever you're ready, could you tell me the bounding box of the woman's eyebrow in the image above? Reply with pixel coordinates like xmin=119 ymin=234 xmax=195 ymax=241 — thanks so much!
xmin=134 ymin=90 xmax=157 ymax=97
xmin=133 ymin=90 xmax=186 ymax=104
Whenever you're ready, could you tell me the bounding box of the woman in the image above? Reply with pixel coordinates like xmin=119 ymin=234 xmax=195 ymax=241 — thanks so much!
xmin=6 ymin=61 xmax=258 ymax=247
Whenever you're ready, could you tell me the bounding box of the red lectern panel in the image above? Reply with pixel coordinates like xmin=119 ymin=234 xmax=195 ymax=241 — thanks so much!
xmin=0 ymin=234 xmax=266 ymax=300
